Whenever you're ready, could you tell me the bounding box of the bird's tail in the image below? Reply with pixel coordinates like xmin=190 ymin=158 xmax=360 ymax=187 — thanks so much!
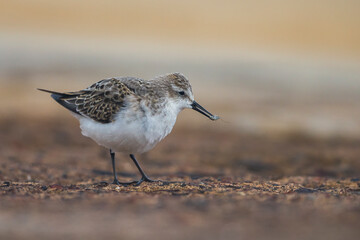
xmin=37 ymin=88 xmax=80 ymax=115
xmin=37 ymin=88 xmax=72 ymax=99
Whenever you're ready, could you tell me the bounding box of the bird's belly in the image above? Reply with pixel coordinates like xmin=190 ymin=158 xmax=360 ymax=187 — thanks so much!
xmin=77 ymin=111 xmax=177 ymax=154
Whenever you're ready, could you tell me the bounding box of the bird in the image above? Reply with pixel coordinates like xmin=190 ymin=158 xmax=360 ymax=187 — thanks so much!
xmin=38 ymin=73 xmax=219 ymax=186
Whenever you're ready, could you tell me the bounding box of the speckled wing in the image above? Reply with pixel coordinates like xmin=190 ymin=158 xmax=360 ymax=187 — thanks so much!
xmin=39 ymin=78 xmax=135 ymax=123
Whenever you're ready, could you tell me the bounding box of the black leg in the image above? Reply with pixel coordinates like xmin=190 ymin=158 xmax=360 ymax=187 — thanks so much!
xmin=110 ymin=149 xmax=137 ymax=186
xmin=129 ymin=154 xmax=158 ymax=186
xmin=110 ymin=149 xmax=118 ymax=184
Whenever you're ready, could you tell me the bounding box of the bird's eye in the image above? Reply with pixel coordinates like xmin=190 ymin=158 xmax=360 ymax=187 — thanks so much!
xmin=178 ymin=91 xmax=185 ymax=96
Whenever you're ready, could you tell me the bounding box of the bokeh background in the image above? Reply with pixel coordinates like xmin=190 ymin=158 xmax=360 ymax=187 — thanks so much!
xmin=1 ymin=0 xmax=360 ymax=136
xmin=1 ymin=1 xmax=360 ymax=240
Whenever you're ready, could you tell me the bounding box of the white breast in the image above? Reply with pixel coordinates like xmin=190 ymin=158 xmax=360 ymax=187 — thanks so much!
xmin=75 ymin=100 xmax=179 ymax=154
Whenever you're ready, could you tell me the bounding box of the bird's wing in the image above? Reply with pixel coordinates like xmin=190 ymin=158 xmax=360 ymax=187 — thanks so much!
xmin=39 ymin=78 xmax=136 ymax=123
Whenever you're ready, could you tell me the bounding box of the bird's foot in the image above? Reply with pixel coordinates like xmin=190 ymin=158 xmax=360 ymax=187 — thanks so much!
xmin=134 ymin=175 xmax=159 ymax=186
xmin=112 ymin=179 xmax=137 ymax=186
xmin=112 ymin=176 xmax=181 ymax=187
xmin=134 ymin=176 xmax=187 ymax=186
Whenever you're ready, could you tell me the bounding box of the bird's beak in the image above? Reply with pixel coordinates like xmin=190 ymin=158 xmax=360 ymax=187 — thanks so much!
xmin=191 ymin=101 xmax=220 ymax=121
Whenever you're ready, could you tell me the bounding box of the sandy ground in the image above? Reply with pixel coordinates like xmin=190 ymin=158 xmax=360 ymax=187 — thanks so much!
xmin=1 ymin=115 xmax=359 ymax=240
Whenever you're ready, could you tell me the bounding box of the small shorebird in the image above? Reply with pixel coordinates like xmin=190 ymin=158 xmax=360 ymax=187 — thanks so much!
xmin=38 ymin=73 xmax=219 ymax=185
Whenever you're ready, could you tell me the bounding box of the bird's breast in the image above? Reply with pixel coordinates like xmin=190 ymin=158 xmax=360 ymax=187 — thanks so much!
xmin=140 ymin=105 xmax=178 ymax=147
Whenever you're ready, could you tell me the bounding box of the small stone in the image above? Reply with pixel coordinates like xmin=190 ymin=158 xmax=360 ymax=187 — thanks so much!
xmin=49 ymin=184 xmax=63 ymax=190
xmin=295 ymin=188 xmax=316 ymax=194
xmin=3 ymin=181 xmax=10 ymax=187
xmin=96 ymin=182 xmax=109 ymax=187
xmin=68 ymin=185 xmax=79 ymax=190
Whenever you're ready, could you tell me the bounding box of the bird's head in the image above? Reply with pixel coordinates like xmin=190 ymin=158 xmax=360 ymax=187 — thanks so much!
xmin=163 ymin=73 xmax=219 ymax=121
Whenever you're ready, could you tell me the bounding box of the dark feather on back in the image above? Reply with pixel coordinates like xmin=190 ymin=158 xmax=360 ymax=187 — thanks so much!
xmin=38 ymin=78 xmax=133 ymax=123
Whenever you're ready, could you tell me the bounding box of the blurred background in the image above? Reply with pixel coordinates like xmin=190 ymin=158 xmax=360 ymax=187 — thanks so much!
xmin=1 ymin=1 xmax=360 ymax=240
xmin=1 ymin=0 xmax=360 ymax=137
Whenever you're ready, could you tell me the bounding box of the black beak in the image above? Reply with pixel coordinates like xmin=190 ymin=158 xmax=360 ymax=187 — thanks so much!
xmin=191 ymin=101 xmax=219 ymax=121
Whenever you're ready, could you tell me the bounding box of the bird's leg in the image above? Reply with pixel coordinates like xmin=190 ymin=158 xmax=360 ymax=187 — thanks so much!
xmin=110 ymin=149 xmax=137 ymax=186
xmin=129 ymin=154 xmax=158 ymax=186
xmin=110 ymin=149 xmax=120 ymax=184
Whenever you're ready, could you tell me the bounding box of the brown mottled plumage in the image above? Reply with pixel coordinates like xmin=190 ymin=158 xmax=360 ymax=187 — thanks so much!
xmin=39 ymin=78 xmax=136 ymax=123
xmin=65 ymin=78 xmax=134 ymax=123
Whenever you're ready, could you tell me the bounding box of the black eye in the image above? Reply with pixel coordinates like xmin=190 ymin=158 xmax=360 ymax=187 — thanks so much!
xmin=178 ymin=91 xmax=185 ymax=96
